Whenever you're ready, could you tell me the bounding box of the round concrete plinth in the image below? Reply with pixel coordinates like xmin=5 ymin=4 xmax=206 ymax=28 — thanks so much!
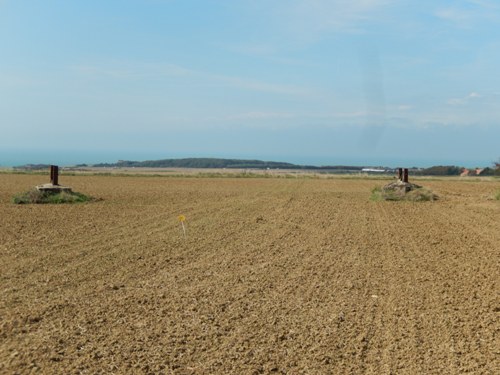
xmin=36 ymin=184 xmax=73 ymax=193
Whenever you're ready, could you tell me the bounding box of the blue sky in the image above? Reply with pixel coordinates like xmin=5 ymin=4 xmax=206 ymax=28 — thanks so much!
xmin=1 ymin=0 xmax=499 ymax=167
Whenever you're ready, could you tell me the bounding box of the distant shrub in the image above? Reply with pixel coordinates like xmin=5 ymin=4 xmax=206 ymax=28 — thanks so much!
xmin=12 ymin=189 xmax=94 ymax=204
xmin=479 ymin=167 xmax=495 ymax=176
xmin=414 ymin=165 xmax=462 ymax=176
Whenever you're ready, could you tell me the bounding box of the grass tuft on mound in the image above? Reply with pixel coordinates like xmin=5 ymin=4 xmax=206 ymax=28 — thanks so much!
xmin=12 ymin=189 xmax=94 ymax=204
xmin=496 ymin=190 xmax=500 ymax=200
xmin=371 ymin=186 xmax=437 ymax=202
xmin=405 ymin=188 xmax=438 ymax=202
xmin=370 ymin=187 xmax=384 ymax=202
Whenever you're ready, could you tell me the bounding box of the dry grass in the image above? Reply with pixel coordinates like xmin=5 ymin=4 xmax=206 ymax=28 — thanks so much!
xmin=371 ymin=186 xmax=438 ymax=202
xmin=12 ymin=189 xmax=94 ymax=204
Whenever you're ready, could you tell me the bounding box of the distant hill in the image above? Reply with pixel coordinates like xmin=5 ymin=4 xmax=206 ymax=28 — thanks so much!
xmin=94 ymin=158 xmax=298 ymax=169
xmin=12 ymin=164 xmax=51 ymax=171
xmin=92 ymin=158 xmax=368 ymax=171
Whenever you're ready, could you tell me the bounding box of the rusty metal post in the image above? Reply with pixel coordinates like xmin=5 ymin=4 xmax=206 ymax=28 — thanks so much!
xmin=398 ymin=168 xmax=403 ymax=181
xmin=50 ymin=165 xmax=59 ymax=185
xmin=403 ymin=168 xmax=409 ymax=183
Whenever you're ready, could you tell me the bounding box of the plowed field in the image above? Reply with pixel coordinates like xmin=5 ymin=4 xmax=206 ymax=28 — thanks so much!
xmin=1 ymin=174 xmax=499 ymax=374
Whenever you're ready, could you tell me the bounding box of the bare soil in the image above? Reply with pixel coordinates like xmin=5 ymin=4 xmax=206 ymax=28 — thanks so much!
xmin=1 ymin=174 xmax=499 ymax=374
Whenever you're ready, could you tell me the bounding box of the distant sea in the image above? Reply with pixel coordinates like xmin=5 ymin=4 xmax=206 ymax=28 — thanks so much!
xmin=0 ymin=150 xmax=494 ymax=169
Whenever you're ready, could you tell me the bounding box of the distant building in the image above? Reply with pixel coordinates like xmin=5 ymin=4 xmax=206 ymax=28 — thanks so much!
xmin=460 ymin=168 xmax=484 ymax=177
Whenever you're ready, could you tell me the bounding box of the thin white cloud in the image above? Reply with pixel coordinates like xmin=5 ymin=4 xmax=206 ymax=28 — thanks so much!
xmin=216 ymin=75 xmax=311 ymax=96
xmin=328 ymin=111 xmax=367 ymax=119
xmin=435 ymin=8 xmax=470 ymax=23
xmin=225 ymin=43 xmax=321 ymax=68
xmin=0 ymin=72 xmax=42 ymax=87
xmin=227 ymin=112 xmax=296 ymax=121
xmin=212 ymin=111 xmax=368 ymax=124
xmin=466 ymin=0 xmax=500 ymax=10
xmin=287 ymin=0 xmax=393 ymax=33
xmin=70 ymin=61 xmax=311 ymax=96
xmin=397 ymin=105 xmax=413 ymax=111
xmin=200 ymin=111 xmax=379 ymax=130
xmin=447 ymin=98 xmax=465 ymax=106
xmin=435 ymin=1 xmax=499 ymax=26
xmin=70 ymin=63 xmax=193 ymax=79
xmin=241 ymin=0 xmax=394 ymax=46
xmin=228 ymin=43 xmax=277 ymax=57
xmin=447 ymin=92 xmax=482 ymax=106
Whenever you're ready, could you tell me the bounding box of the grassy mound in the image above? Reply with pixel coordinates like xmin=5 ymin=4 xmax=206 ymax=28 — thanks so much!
xmin=496 ymin=190 xmax=500 ymax=200
xmin=12 ymin=189 xmax=94 ymax=204
xmin=371 ymin=186 xmax=437 ymax=202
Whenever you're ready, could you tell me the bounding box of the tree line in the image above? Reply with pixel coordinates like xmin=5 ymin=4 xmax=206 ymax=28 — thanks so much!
xmin=13 ymin=158 xmax=500 ymax=176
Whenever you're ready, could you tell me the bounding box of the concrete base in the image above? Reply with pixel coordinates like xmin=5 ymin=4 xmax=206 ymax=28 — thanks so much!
xmin=36 ymin=184 xmax=72 ymax=193
xmin=382 ymin=180 xmax=421 ymax=195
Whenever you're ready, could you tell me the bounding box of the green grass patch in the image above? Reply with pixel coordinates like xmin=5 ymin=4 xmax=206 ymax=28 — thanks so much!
xmin=12 ymin=189 xmax=94 ymax=204
xmin=370 ymin=187 xmax=384 ymax=201
xmin=370 ymin=186 xmax=406 ymax=201
xmin=495 ymin=190 xmax=500 ymax=200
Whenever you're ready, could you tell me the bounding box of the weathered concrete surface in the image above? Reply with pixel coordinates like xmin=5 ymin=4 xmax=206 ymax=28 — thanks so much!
xmin=382 ymin=180 xmax=421 ymax=196
xmin=36 ymin=183 xmax=72 ymax=193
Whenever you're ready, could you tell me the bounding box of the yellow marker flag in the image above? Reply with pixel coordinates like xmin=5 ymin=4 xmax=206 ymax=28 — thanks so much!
xmin=178 ymin=215 xmax=187 ymax=239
